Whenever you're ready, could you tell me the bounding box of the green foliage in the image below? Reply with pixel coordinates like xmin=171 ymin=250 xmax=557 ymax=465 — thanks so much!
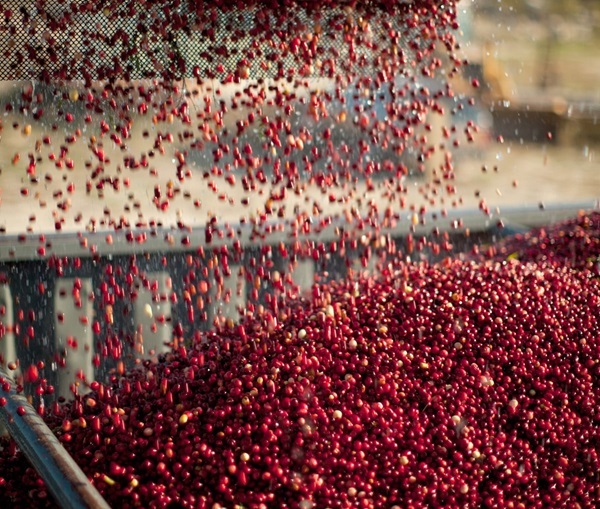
xmin=474 ymin=0 xmax=600 ymax=36
xmin=475 ymin=0 xmax=600 ymax=18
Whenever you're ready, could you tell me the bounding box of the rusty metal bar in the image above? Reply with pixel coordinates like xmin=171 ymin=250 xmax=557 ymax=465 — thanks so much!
xmin=0 ymin=368 xmax=111 ymax=509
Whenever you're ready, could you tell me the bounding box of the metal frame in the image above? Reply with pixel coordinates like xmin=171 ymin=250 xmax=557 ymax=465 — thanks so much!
xmin=0 ymin=367 xmax=111 ymax=509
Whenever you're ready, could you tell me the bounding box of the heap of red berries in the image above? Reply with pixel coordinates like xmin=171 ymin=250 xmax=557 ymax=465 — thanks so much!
xmin=2 ymin=247 xmax=600 ymax=508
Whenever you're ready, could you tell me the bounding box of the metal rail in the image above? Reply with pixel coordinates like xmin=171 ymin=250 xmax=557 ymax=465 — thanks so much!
xmin=0 ymin=368 xmax=111 ymax=509
xmin=0 ymin=200 xmax=597 ymax=261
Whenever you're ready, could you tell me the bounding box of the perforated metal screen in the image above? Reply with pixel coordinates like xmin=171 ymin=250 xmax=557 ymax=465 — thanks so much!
xmin=0 ymin=1 xmax=434 ymax=83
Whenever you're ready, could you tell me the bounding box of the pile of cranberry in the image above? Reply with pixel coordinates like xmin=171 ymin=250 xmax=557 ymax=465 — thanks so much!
xmin=477 ymin=211 xmax=600 ymax=274
xmin=1 ymin=211 xmax=599 ymax=508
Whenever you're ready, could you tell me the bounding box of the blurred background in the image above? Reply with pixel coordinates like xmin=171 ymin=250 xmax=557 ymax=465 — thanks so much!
xmin=451 ymin=0 xmax=600 ymax=207
xmin=0 ymin=0 xmax=598 ymax=233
